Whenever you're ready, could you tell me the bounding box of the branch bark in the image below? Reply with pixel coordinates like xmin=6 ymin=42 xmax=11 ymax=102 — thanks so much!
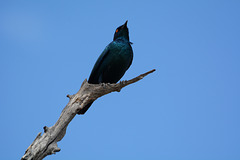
xmin=21 ymin=69 xmax=156 ymax=160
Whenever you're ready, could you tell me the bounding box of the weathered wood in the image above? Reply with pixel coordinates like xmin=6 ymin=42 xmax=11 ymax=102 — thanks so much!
xmin=21 ymin=69 xmax=155 ymax=160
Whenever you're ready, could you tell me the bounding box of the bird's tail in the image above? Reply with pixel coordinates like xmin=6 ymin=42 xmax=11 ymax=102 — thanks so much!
xmin=77 ymin=101 xmax=94 ymax=115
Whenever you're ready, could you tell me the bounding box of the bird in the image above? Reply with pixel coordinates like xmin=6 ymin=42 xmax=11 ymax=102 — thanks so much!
xmin=78 ymin=20 xmax=133 ymax=114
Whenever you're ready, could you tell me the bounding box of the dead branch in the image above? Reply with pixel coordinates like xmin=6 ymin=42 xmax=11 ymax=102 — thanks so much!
xmin=21 ymin=69 xmax=156 ymax=160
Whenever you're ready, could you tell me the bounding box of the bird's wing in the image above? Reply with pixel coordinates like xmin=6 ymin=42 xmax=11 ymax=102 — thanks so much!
xmin=88 ymin=45 xmax=111 ymax=83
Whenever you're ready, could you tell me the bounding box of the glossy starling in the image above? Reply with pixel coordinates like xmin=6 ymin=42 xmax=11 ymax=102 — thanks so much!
xmin=78 ymin=20 xmax=133 ymax=114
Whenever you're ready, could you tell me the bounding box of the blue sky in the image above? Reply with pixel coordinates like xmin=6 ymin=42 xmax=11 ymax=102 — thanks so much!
xmin=0 ymin=0 xmax=240 ymax=160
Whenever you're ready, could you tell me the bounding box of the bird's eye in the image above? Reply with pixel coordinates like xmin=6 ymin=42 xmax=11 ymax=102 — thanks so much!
xmin=116 ymin=29 xmax=119 ymax=33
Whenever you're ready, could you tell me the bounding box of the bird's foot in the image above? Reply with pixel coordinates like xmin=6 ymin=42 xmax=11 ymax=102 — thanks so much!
xmin=101 ymin=82 xmax=111 ymax=88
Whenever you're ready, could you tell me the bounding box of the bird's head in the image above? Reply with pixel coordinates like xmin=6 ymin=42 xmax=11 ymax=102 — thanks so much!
xmin=113 ymin=20 xmax=129 ymax=41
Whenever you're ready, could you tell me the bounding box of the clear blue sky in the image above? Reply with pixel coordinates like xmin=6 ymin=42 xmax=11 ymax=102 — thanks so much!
xmin=1 ymin=1 xmax=240 ymax=160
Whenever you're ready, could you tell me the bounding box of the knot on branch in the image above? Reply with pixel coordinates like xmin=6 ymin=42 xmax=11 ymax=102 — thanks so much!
xmin=48 ymin=143 xmax=61 ymax=154
xmin=66 ymin=94 xmax=74 ymax=99
xmin=43 ymin=126 xmax=49 ymax=133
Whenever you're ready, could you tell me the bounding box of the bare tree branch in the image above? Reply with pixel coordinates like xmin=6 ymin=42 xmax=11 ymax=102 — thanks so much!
xmin=21 ymin=69 xmax=156 ymax=160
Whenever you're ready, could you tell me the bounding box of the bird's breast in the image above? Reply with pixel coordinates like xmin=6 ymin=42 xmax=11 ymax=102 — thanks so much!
xmin=109 ymin=41 xmax=133 ymax=63
xmin=99 ymin=40 xmax=133 ymax=83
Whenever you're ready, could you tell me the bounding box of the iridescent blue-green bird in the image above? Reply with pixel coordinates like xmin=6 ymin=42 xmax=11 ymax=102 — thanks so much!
xmin=78 ymin=20 xmax=133 ymax=114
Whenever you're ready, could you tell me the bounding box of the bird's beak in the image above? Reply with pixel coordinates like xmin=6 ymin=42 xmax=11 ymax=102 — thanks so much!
xmin=123 ymin=20 xmax=128 ymax=27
